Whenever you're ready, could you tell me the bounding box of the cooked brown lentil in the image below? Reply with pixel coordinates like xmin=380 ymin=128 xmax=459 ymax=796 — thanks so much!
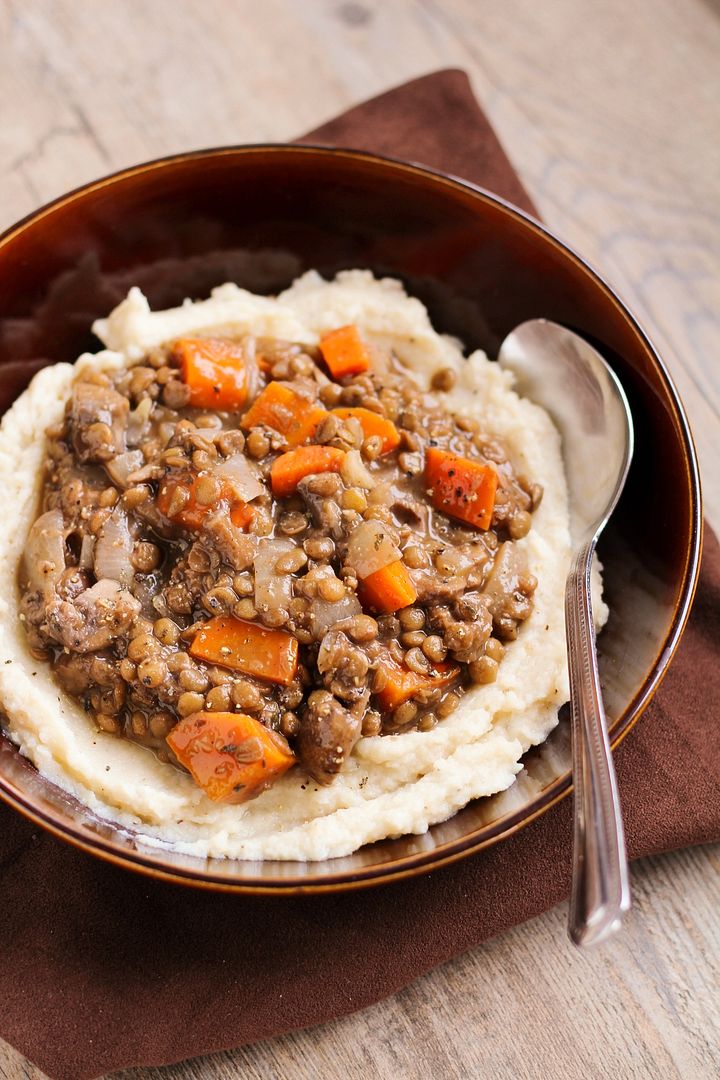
xmin=431 ymin=367 xmax=457 ymax=392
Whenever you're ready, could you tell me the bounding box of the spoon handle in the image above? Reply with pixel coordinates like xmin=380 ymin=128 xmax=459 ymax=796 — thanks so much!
xmin=565 ymin=542 xmax=631 ymax=946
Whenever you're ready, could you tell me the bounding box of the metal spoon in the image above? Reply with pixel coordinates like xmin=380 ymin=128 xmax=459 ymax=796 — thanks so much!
xmin=498 ymin=319 xmax=633 ymax=947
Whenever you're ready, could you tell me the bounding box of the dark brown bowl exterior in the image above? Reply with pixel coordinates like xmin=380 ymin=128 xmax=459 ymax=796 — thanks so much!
xmin=0 ymin=146 xmax=702 ymax=892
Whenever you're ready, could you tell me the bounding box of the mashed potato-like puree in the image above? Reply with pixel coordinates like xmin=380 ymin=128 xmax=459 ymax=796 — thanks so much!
xmin=0 ymin=271 xmax=606 ymax=860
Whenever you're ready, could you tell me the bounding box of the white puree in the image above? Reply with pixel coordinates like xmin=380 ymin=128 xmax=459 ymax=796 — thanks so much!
xmin=0 ymin=271 xmax=607 ymax=861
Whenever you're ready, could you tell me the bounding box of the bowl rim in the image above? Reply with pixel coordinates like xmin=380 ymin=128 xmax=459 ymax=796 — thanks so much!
xmin=0 ymin=143 xmax=704 ymax=893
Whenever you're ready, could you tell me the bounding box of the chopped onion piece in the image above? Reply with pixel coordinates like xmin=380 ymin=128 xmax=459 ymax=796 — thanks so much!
xmin=80 ymin=577 xmax=123 ymax=604
xmin=366 ymin=480 xmax=393 ymax=507
xmin=79 ymin=533 xmax=96 ymax=571
xmin=152 ymin=593 xmax=170 ymax=616
xmin=158 ymin=421 xmax=176 ymax=447
xmin=241 ymin=336 xmax=261 ymax=404
xmin=346 ymin=520 xmax=400 ymax=580
xmin=105 ymin=450 xmax=144 ymax=489
xmin=341 ymin=449 xmax=375 ymax=491
xmin=310 ymin=593 xmax=362 ymax=640
xmin=25 ymin=509 xmax=65 ymax=598
xmin=215 ymin=454 xmax=265 ymax=502
xmin=254 ymin=538 xmax=293 ymax=614
xmin=94 ymin=508 xmax=134 ymax=586
xmin=126 ymin=397 xmax=153 ymax=446
xmin=243 ymin=335 xmax=256 ymax=363
xmin=482 ymin=542 xmax=527 ymax=617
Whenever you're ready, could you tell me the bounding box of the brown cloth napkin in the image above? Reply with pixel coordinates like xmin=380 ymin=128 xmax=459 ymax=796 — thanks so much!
xmin=0 ymin=71 xmax=718 ymax=1080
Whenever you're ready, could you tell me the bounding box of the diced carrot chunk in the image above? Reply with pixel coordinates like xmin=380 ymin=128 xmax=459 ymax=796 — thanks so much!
xmin=425 ymin=448 xmax=498 ymax=531
xmin=240 ymin=382 xmax=327 ymax=447
xmin=271 ymin=445 xmax=346 ymax=498
xmin=157 ymin=473 xmax=254 ymax=532
xmin=167 ymin=711 xmax=295 ymax=804
xmin=174 ymin=338 xmax=248 ymax=410
xmin=229 ymin=502 xmax=255 ymax=530
xmin=357 ymin=560 xmax=417 ymax=614
xmin=189 ymin=615 xmax=299 ymax=686
xmin=331 ymin=407 xmax=400 ymax=454
xmin=374 ymin=651 xmax=460 ymax=712
xmin=156 ymin=473 xmax=211 ymax=530
xmin=320 ymin=325 xmax=372 ymax=379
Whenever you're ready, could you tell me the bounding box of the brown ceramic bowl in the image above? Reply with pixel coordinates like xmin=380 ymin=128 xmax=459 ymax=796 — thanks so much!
xmin=0 ymin=146 xmax=701 ymax=893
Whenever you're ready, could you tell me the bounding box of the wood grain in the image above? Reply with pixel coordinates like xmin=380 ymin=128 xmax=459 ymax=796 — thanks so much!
xmin=0 ymin=0 xmax=718 ymax=1077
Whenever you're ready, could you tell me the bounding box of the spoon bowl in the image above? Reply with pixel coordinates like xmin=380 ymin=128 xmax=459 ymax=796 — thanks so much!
xmin=499 ymin=318 xmax=634 ymax=946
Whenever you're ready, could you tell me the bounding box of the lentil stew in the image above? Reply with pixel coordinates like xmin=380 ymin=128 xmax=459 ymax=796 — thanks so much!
xmin=19 ymin=326 xmax=542 ymax=804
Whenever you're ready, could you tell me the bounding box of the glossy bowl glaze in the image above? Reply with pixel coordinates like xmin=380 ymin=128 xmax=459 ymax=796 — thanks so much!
xmin=0 ymin=146 xmax=702 ymax=892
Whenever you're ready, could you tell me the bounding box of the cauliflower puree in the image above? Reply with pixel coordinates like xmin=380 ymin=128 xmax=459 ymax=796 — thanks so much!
xmin=0 ymin=271 xmax=606 ymax=860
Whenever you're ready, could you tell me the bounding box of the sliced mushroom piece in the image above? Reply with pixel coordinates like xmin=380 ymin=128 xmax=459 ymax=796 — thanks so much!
xmin=44 ymin=578 xmax=140 ymax=653
xmin=297 ymin=690 xmax=363 ymax=784
xmin=411 ymin=571 xmax=468 ymax=604
xmin=317 ymin=628 xmax=370 ymax=702
xmin=296 ymin=474 xmax=345 ymax=540
xmin=94 ymin=508 xmax=134 ymax=586
xmin=70 ymin=381 xmax=129 ymax=463
xmin=24 ymin=509 xmax=66 ymax=600
xmin=254 ymin=538 xmax=293 ymax=615
xmin=203 ymin=513 xmax=255 ymax=573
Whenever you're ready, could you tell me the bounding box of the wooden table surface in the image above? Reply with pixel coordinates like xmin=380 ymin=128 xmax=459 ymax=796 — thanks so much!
xmin=1 ymin=1 xmax=718 ymax=1077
